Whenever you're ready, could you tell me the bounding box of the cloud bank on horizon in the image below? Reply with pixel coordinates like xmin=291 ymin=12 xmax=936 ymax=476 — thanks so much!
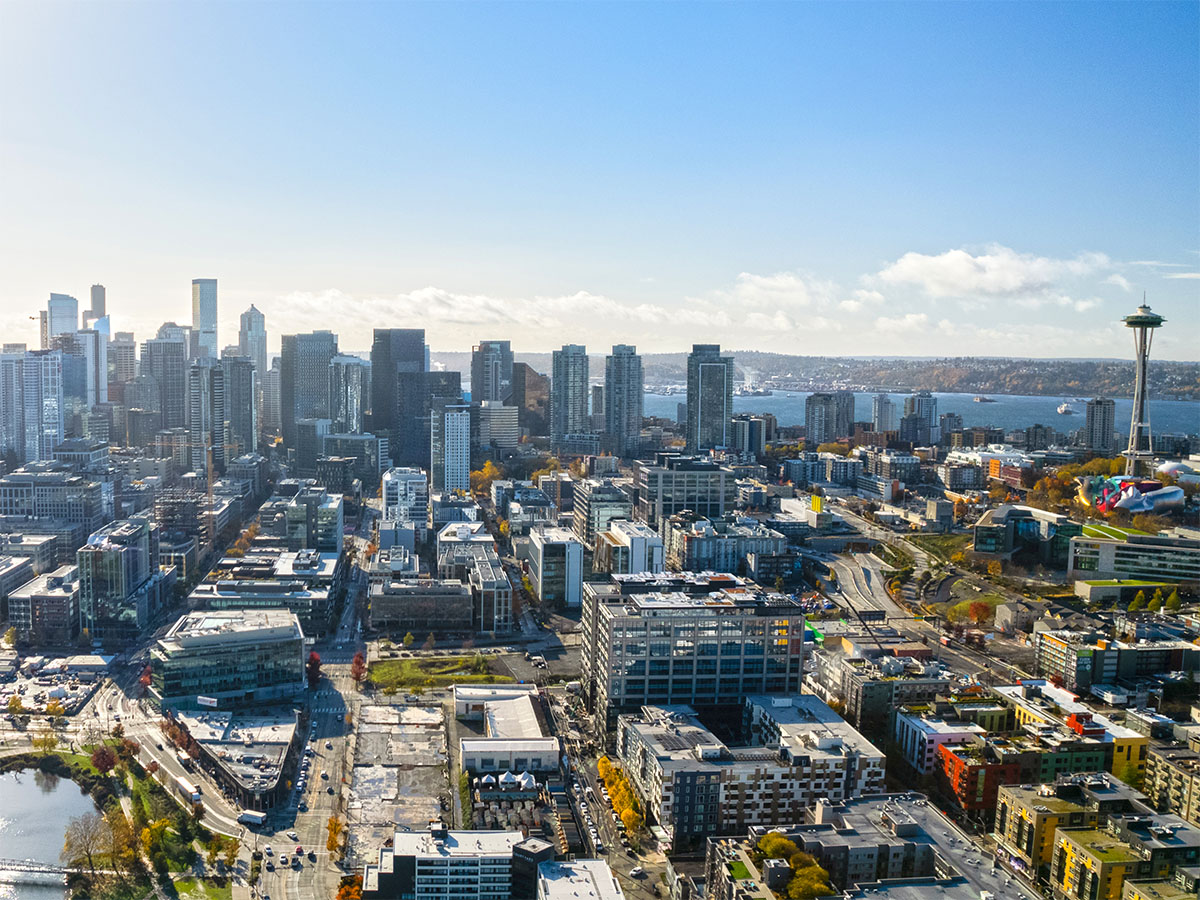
xmin=2 ymin=243 xmax=1194 ymax=360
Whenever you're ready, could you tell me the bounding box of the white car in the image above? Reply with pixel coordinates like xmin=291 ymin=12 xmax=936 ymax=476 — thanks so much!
xmin=287 ymin=831 xmax=299 ymax=841
xmin=629 ymin=867 xmax=644 ymax=878
xmin=264 ymin=845 xmax=273 ymax=856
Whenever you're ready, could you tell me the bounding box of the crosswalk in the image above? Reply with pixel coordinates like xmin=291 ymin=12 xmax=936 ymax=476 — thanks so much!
xmin=311 ymin=705 xmax=345 ymax=714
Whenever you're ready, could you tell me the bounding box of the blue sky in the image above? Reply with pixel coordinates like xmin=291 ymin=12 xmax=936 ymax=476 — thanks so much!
xmin=1 ymin=1 xmax=1196 ymax=358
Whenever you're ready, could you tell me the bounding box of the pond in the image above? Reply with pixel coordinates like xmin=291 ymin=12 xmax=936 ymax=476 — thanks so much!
xmin=0 ymin=768 xmax=100 ymax=900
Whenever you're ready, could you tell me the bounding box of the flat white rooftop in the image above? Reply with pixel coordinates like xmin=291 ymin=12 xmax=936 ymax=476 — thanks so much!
xmin=391 ymin=828 xmax=525 ymax=859
xmin=538 ymin=859 xmax=625 ymax=900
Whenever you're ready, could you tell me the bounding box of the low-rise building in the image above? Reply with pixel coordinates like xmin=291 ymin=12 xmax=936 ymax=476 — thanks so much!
xmin=706 ymin=793 xmax=1039 ymax=900
xmin=526 ymin=527 xmax=583 ymax=609
xmin=360 ymin=822 xmax=533 ymax=900
xmin=190 ymin=579 xmax=331 ymax=637
xmin=1145 ymin=745 xmax=1200 ymax=827
xmin=368 ymin=578 xmax=473 ymax=635
xmin=661 ymin=511 xmax=787 ymax=574
xmin=618 ymin=697 xmax=885 ymax=849
xmin=593 ymin=519 xmax=664 ymax=575
xmin=973 ymin=504 xmax=1082 ymax=567
xmin=151 ymin=609 xmax=305 ymax=709
xmin=6 ymin=564 xmax=79 ymax=645
xmin=572 ymin=479 xmax=632 ymax=547
xmin=893 ymin=710 xmax=986 ymax=775
xmin=0 ymin=533 xmax=58 ymax=574
xmin=536 ymin=859 xmax=624 ymax=900
xmin=459 ymin=692 xmax=560 ymax=775
xmin=1068 ymin=533 xmax=1200 ymax=584
xmin=174 ymin=710 xmax=301 ymax=811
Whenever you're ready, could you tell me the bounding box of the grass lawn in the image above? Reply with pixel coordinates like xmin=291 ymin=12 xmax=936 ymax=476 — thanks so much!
xmin=1083 ymin=579 xmax=1168 ymax=587
xmin=728 ymin=860 xmax=752 ymax=880
xmin=1082 ymin=523 xmax=1149 ymax=540
xmin=368 ymin=655 xmax=515 ymax=690
xmin=172 ymin=877 xmax=233 ymax=900
xmin=908 ymin=533 xmax=972 ymax=562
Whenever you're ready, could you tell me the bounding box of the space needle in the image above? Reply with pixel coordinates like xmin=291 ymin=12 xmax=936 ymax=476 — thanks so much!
xmin=1122 ymin=300 xmax=1166 ymax=476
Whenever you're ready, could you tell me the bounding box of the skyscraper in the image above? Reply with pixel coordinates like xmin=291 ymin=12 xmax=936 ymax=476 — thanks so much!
xmin=370 ymin=328 xmax=426 ymax=436
xmin=140 ymin=336 xmax=188 ymax=429
xmin=262 ymin=358 xmax=282 ymax=434
xmin=22 ymin=350 xmax=63 ymax=462
xmin=685 ymin=344 xmax=734 ymax=452
xmin=511 ymin=363 xmax=549 ymax=436
xmin=82 ymin=284 xmax=106 ymax=329
xmin=0 ymin=351 xmax=24 ymax=462
xmin=191 ymin=278 xmax=218 ymax=359
xmin=605 ymin=344 xmax=643 ymax=458
xmin=41 ymin=294 xmax=78 ymax=349
xmin=832 ymin=390 xmax=856 ymax=439
xmin=280 ymin=330 xmax=338 ymax=447
xmin=431 ymin=402 xmax=471 ymax=493
xmin=188 ymin=360 xmax=226 ymax=477
xmin=329 ymin=354 xmax=371 ymax=434
xmin=470 ymin=340 xmax=513 ymax=404
xmin=1085 ymin=398 xmax=1116 ymax=456
xmin=221 ymin=355 xmax=258 ymax=456
xmin=73 ymin=328 xmax=108 ymax=408
xmin=805 ymin=392 xmax=836 ymax=445
xmin=238 ymin=304 xmax=268 ymax=381
xmin=871 ymin=393 xmax=896 ymax=433
xmin=551 ymin=344 xmax=590 ymax=443
xmin=108 ymin=332 xmax=138 ymax=387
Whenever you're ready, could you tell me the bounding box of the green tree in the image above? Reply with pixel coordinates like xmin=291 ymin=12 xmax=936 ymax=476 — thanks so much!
xmin=2 ymin=625 xmax=15 ymax=647
xmin=403 ymin=632 xmax=415 ymax=648
xmin=1167 ymin=589 xmax=1182 ymax=612
xmin=7 ymin=694 xmax=24 ymax=715
xmin=1129 ymin=591 xmax=1147 ymax=612
xmin=1149 ymin=589 xmax=1164 ymax=612
xmin=757 ymin=833 xmax=800 ymax=860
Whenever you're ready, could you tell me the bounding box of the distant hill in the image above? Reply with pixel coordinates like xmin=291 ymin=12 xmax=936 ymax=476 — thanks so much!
xmin=427 ymin=351 xmax=1199 ymax=400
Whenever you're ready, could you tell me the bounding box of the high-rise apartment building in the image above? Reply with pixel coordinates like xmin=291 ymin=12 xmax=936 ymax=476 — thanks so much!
xmin=1086 ymin=398 xmax=1117 ymax=455
xmin=551 ymin=344 xmax=589 ymax=443
xmin=871 ymin=393 xmax=895 ymax=432
xmin=328 ymin=354 xmax=371 ymax=434
xmin=72 ymin=328 xmax=108 ymax=408
xmin=805 ymin=392 xmax=836 ymax=445
xmin=41 ymin=294 xmax=78 ymax=349
xmin=188 ymin=361 xmax=225 ymax=477
xmin=237 ymin=304 xmax=268 ymax=381
xmin=221 ymin=355 xmax=257 ymax=456
xmin=191 ymin=278 xmax=218 ymax=359
xmin=431 ymin=402 xmax=471 ymax=493
xmin=685 ymin=344 xmax=734 ymax=451
xmin=605 ymin=344 xmax=643 ymax=458
xmin=381 ymin=467 xmax=429 ymax=527
xmin=470 ymin=340 xmax=513 ymax=404
xmin=279 ymin=330 xmax=338 ymax=447
xmin=833 ymin=389 xmax=855 ymax=438
xmin=22 ymin=350 xmax=64 ymax=463
xmin=0 ymin=352 xmax=25 ymax=462
xmin=140 ymin=335 xmax=188 ymax=429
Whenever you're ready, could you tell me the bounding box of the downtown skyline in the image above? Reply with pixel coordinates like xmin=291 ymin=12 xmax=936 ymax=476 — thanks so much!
xmin=1 ymin=1 xmax=1196 ymax=359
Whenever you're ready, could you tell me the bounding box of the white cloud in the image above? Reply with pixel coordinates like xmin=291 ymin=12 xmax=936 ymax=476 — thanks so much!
xmin=1105 ymin=274 xmax=1132 ymax=291
xmin=876 ymin=244 xmax=1110 ymax=298
xmin=874 ymin=312 xmax=929 ymax=333
xmin=1165 ymin=272 xmax=1200 ymax=280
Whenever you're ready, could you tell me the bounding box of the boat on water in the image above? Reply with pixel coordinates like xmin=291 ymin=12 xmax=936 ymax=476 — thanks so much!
xmin=735 ymin=387 xmax=773 ymax=397
xmin=1057 ymin=402 xmax=1076 ymax=415
xmin=972 ymin=395 xmax=996 ymax=403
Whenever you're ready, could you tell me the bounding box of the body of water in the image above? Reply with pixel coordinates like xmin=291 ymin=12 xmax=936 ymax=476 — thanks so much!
xmin=644 ymin=390 xmax=1200 ymax=437
xmin=0 ymin=769 xmax=99 ymax=900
